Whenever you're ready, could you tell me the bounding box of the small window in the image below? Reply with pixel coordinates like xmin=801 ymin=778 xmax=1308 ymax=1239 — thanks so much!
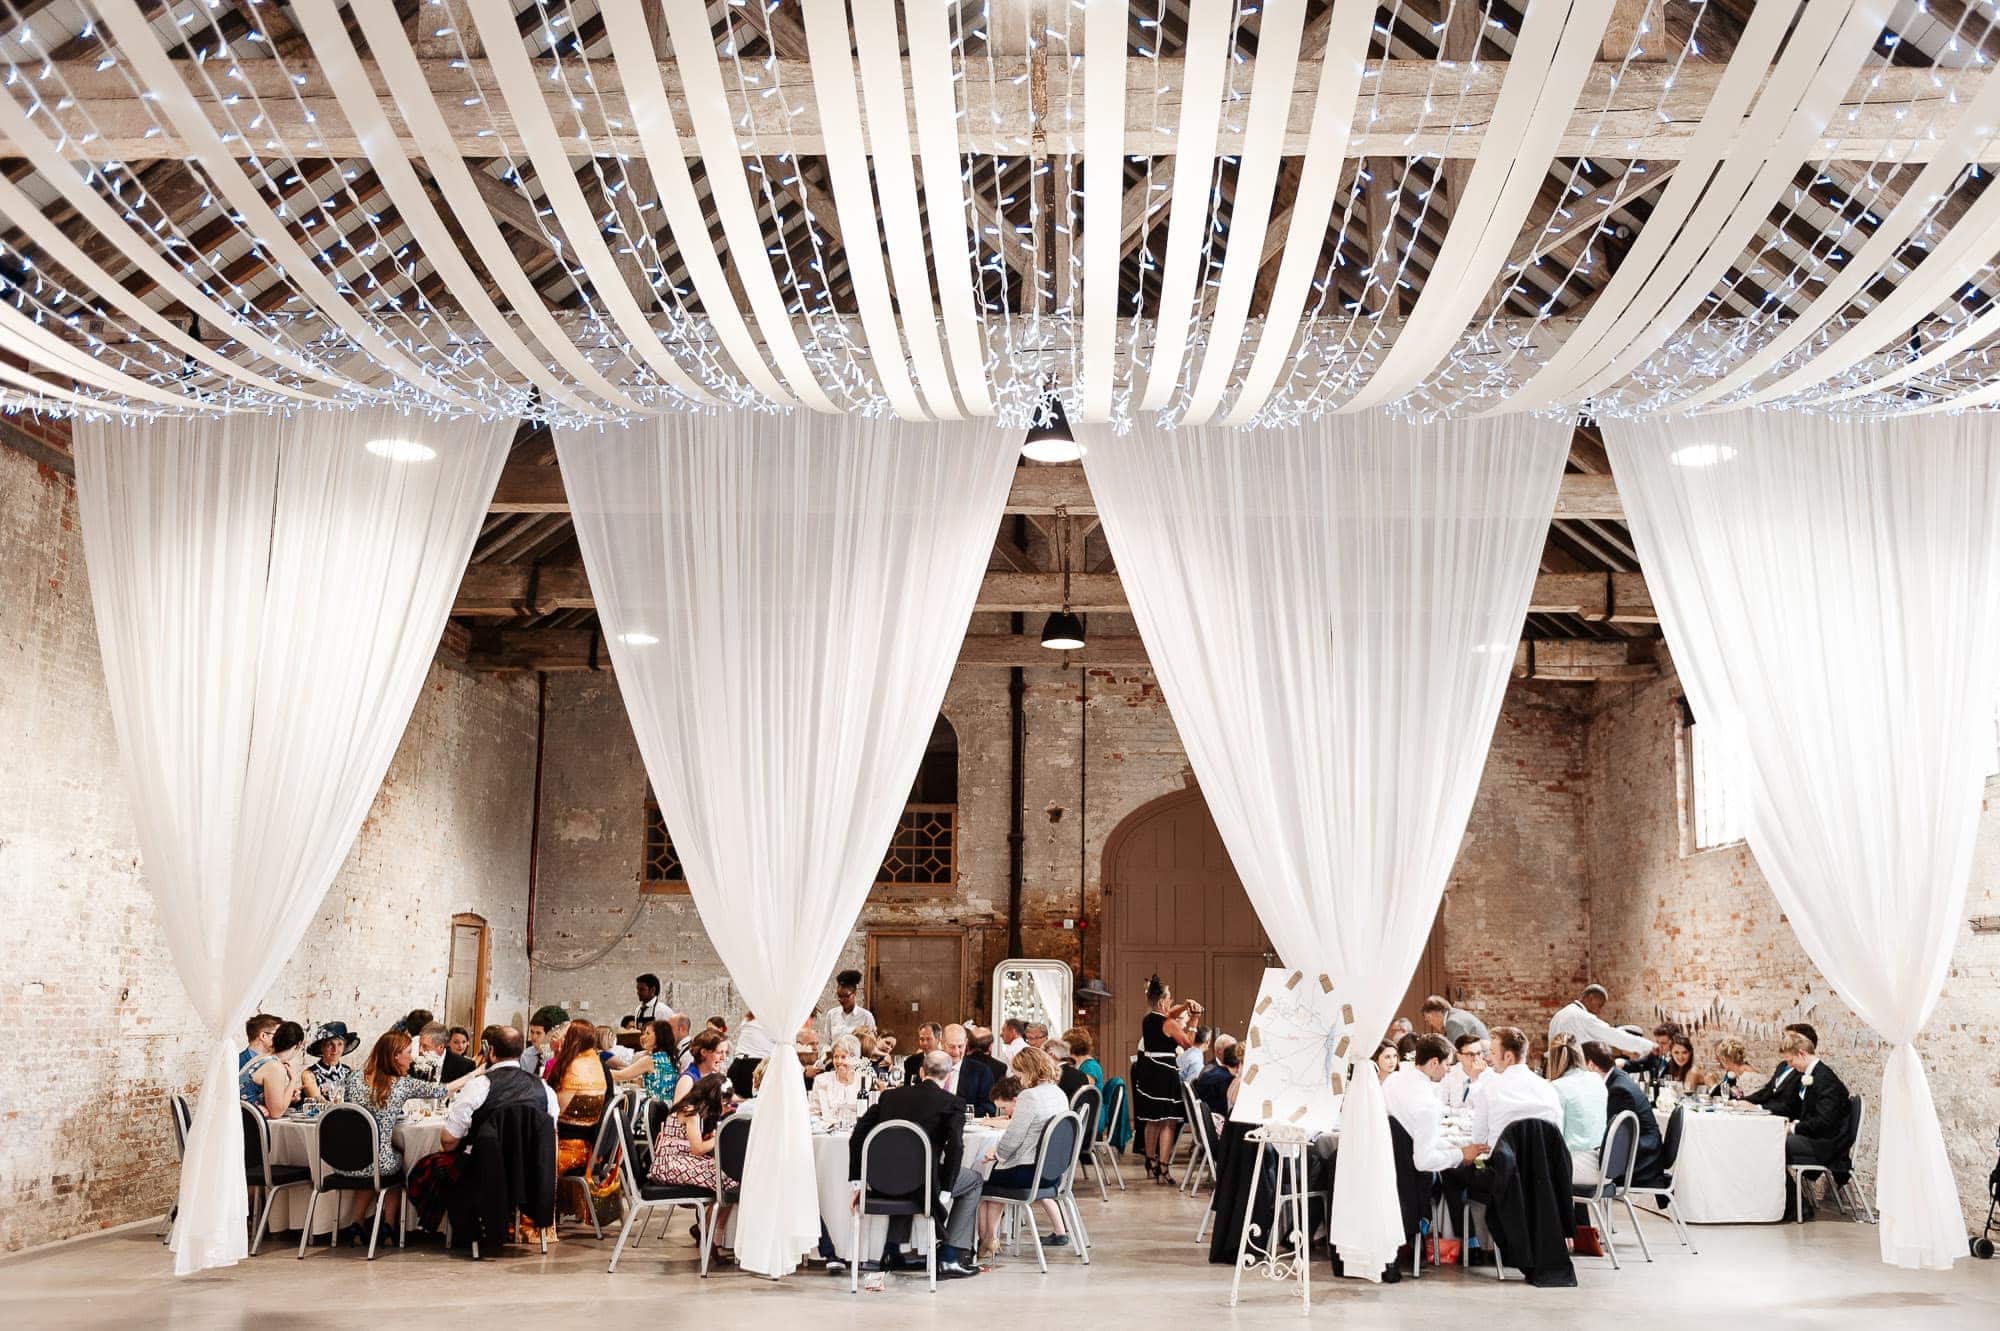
xmin=1686 ymin=713 xmax=1748 ymax=851
xmin=643 ymin=797 xmax=687 ymax=892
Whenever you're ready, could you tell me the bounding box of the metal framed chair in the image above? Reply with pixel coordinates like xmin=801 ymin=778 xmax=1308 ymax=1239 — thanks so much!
xmin=981 ymin=1110 xmax=1089 ymax=1273
xmin=238 ymin=1101 xmax=310 ymax=1257
xmin=850 ymin=1119 xmax=939 ymax=1293
xmin=697 ymin=1112 xmax=753 ymax=1275
xmin=1790 ymin=1094 xmax=1874 ymax=1224
xmin=295 ymin=1104 xmax=404 ymax=1260
xmin=1632 ymin=1104 xmax=1698 ymax=1252
xmin=1179 ymin=1079 xmax=1221 ymax=1197
xmin=160 ymin=1094 xmax=193 ymax=1244
xmin=557 ymin=1093 xmax=625 ymax=1239
xmin=1090 ymin=1081 xmax=1127 ymax=1192
xmin=1576 ymin=1109 xmax=1652 ymax=1269
xmin=1068 ymin=1084 xmax=1110 ymax=1201
xmin=606 ymin=1104 xmax=718 ymax=1273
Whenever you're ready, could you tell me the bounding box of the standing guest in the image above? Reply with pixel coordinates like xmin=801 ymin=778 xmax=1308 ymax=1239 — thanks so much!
xmin=240 ymin=1019 xmax=306 ymax=1118
xmin=994 ymin=1019 xmax=1029 ymax=1065
xmin=339 ymin=1029 xmax=468 ymax=1241
xmin=240 ymin=1014 xmax=281 ymax=1069
xmin=1746 ymin=1022 xmax=1818 ymax=1117
xmin=674 ymin=1030 xmax=733 ymax=1105
xmin=1466 ymin=1027 xmax=1562 ymax=1156
xmin=968 ymin=1029 xmax=1009 ymax=1085
xmin=546 ymin=1023 xmax=612 ymax=1220
xmin=441 ymin=1027 xmax=477 ymax=1082
xmin=810 ymin=1035 xmax=868 ymax=1120
xmin=903 ymin=1022 xmax=944 ymax=1084
xmin=1133 ymin=975 xmax=1200 ymax=1183
xmin=524 ymin=1005 xmax=569 ymax=1077
xmin=1710 ymin=1037 xmax=1762 ymax=1100
xmin=1024 ymin=1023 xmax=1049 ymax=1051
xmin=1062 ymin=1027 xmax=1105 ymax=1090
xmin=407 ymin=1025 xmax=557 ymax=1244
xmin=612 ymin=1019 xmax=683 ymax=1101
xmin=1438 ymin=1033 xmax=1487 ymax=1110
xmin=1419 ymin=994 xmax=1488 ymax=1045
xmin=632 ymin=973 xmax=673 ymax=1026
xmin=1546 ymin=1037 xmax=1608 ymax=1184
xmin=940 ymin=1023 xmax=996 ymax=1115
xmin=1045 ymin=1039 xmax=1089 ymax=1100
xmin=1583 ymin=1040 xmax=1663 ymax=1184
xmin=301 ymin=1022 xmax=361 ymax=1101
xmin=847 ymin=1049 xmax=984 ymax=1278
xmin=1777 ymin=1031 xmax=1851 ymax=1218
xmin=1372 ymin=1040 xmax=1401 ymax=1080
xmin=649 ymin=1073 xmax=734 ymax=1258
xmin=1547 ymin=985 xmax=1654 ymax=1059
xmin=976 ymin=1048 xmax=1074 ymax=1255
xmin=1196 ymin=1041 xmax=1240 ymax=1121
xmin=728 ymin=1011 xmax=773 ymax=1100
xmin=819 ymin=970 xmax=876 ymax=1048
xmin=411 ymin=1022 xmax=449 ymax=1081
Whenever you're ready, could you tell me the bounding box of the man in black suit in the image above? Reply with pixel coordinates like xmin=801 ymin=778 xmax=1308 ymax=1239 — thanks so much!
xmin=940 ymin=1023 xmax=996 ymax=1114
xmin=848 ymin=1050 xmax=983 ymax=1277
xmin=968 ymin=1027 xmax=1010 ymax=1084
xmin=1583 ymin=1041 xmax=1663 ymax=1185
xmin=1777 ymin=1031 xmax=1851 ymax=1218
xmin=902 ymin=1021 xmax=943 ymax=1085
xmin=1745 ymin=1022 xmax=1818 ymax=1119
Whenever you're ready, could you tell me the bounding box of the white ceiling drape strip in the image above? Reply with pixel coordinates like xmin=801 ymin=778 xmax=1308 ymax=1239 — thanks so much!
xmin=801 ymin=0 xmax=934 ymax=419
xmin=1222 ymin=0 xmax=1374 ymax=426
xmin=602 ymin=3 xmax=820 ymax=411
xmin=0 ymin=288 xmax=229 ymax=410
xmin=852 ymin=0 xmax=964 ymax=418
xmin=295 ymin=0 xmax=602 ymax=416
xmin=1339 ymin=0 xmax=1611 ymax=414
xmin=467 ymin=0 xmax=715 ymax=406
xmin=1138 ymin=0 xmax=1234 ymax=412
xmin=905 ymin=0 xmax=996 ymax=416
xmin=95 ymin=0 xmax=473 ymax=407
xmin=1179 ymin=0 xmax=1307 ymax=425
xmin=1078 ymin=0 xmax=1130 ymax=421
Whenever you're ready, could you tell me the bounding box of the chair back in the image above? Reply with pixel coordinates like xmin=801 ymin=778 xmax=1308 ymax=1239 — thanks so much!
xmin=610 ymin=1105 xmax=646 ymax=1195
xmin=1182 ymin=1078 xmax=1221 ymax=1156
xmin=1840 ymin=1094 xmax=1865 ymax=1153
xmin=1070 ymin=1084 xmax=1104 ymax=1152
xmin=1659 ymin=1103 xmax=1686 ymax=1172
xmin=858 ymin=1120 xmax=935 ymax=1217
xmin=1102 ymin=1078 xmax=1128 ymax=1143
xmin=716 ymin=1112 xmax=753 ymax=1184
xmin=586 ymin=1090 xmax=626 ymax=1185
xmin=1597 ymin=1109 xmax=1639 ymax=1198
xmin=1032 ymin=1110 xmax=1084 ymax=1195
xmin=240 ymin=1102 xmax=275 ymax=1186
xmin=170 ymin=1094 xmax=192 ymax=1162
xmin=314 ymin=1103 xmax=382 ymax=1185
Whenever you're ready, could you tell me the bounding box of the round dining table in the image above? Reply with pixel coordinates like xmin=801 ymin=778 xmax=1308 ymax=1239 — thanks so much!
xmin=262 ymin=1109 xmax=452 ymax=1237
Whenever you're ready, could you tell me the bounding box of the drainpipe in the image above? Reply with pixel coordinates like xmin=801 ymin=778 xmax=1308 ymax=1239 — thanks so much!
xmin=525 ymin=671 xmax=548 ymax=961
xmin=1007 ymin=548 xmax=1027 ymax=956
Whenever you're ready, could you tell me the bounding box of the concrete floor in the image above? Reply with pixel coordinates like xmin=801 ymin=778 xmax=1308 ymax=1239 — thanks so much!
xmin=6 ymin=1181 xmax=1996 ymax=1331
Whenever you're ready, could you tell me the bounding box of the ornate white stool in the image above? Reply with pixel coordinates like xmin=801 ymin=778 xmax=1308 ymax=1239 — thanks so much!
xmin=1228 ymin=1123 xmax=1315 ymax=1313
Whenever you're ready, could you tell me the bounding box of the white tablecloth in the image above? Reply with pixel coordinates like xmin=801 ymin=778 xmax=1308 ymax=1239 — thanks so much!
xmin=262 ymin=1114 xmax=452 ymax=1236
xmin=1672 ymin=1108 xmax=1787 ymax=1223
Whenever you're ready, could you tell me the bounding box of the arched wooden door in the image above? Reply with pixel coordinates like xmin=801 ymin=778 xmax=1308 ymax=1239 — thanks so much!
xmin=1100 ymin=787 xmax=1273 ymax=1061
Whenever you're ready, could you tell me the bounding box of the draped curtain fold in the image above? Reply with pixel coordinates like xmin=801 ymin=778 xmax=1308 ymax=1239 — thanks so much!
xmin=553 ymin=413 xmax=1015 ymax=1277
xmin=1082 ymin=412 xmax=1567 ymax=1279
xmin=1603 ymin=411 xmax=2000 ymax=1270
xmin=73 ymin=406 xmax=513 ymax=1275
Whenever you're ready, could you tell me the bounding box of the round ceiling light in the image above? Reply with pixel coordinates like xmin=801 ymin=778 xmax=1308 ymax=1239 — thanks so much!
xmin=617 ymin=630 xmax=661 ymax=647
xmin=1669 ymin=443 xmax=1736 ymax=468
xmin=1040 ymin=610 xmax=1086 ymax=651
xmin=365 ymin=437 xmax=437 ymax=463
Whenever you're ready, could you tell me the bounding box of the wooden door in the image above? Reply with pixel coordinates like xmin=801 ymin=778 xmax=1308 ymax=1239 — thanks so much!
xmin=1393 ymin=911 xmax=1448 ymax=1035
xmin=867 ymin=931 xmax=965 ymax=1043
xmin=444 ymin=913 xmax=489 ymax=1034
xmin=1101 ymin=788 xmax=1274 ymax=1062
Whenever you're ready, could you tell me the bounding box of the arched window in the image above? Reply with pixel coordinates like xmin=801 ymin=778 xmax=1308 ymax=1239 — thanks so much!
xmin=881 ymin=714 xmax=957 ymax=891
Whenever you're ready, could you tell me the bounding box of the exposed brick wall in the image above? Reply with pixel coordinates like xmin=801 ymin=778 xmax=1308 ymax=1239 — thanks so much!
xmin=1585 ymin=665 xmax=2000 ymax=1230
xmin=0 ymin=442 xmax=538 ymax=1252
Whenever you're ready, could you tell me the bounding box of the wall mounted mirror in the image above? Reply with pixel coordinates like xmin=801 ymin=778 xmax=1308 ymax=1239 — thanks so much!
xmin=992 ymin=958 xmax=1073 ymax=1036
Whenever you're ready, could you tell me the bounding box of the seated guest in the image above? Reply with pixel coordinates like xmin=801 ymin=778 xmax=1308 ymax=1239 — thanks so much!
xmin=442 ymin=1026 xmax=477 ymax=1082
xmin=546 ymin=1024 xmax=611 ymax=1164
xmin=1385 ymin=1034 xmax=1465 ymax=1170
xmin=339 ymin=1029 xmax=469 ymax=1240
xmin=1546 ymin=1037 xmax=1608 ymax=1185
xmin=903 ymin=1022 xmax=944 ymax=1084
xmin=1467 ymin=1027 xmax=1562 ymax=1156
xmin=989 ymin=1075 xmax=1022 ymax=1119
xmin=1045 ymin=1039 xmax=1087 ymax=1100
xmin=1177 ymin=1025 xmax=1212 ymax=1084
xmin=1710 ymin=1036 xmax=1762 ymax=1100
xmin=1196 ymin=1040 xmax=1239 ymax=1122
xmin=976 ymin=1048 xmax=1072 ymax=1255
xmin=1547 ymin=984 xmax=1654 ymax=1059
xmin=407 ymin=1025 xmax=557 ymax=1246
xmin=994 ymin=1019 xmax=1029 ymax=1065
xmin=1664 ymin=1034 xmax=1703 ymax=1090
xmin=1371 ymin=1040 xmax=1400 ymax=1080
xmin=1778 ymin=1031 xmax=1851 ymax=1217
xmin=810 ymin=1035 xmax=867 ymax=1120
xmin=524 ymin=1005 xmax=568 ymax=1078
xmin=1746 ymin=1022 xmax=1818 ymax=1117
xmin=411 ymin=1022 xmax=449 ymax=1081
xmin=239 ymin=1013 xmax=282 ymax=1069
xmin=793 ymin=1020 xmax=822 ymax=1084
xmin=1419 ymin=994 xmax=1487 ymax=1044
xmin=968 ymin=1029 xmax=1009 ymax=1085
xmin=857 ymin=1028 xmax=900 ymax=1083
xmin=612 ymin=1018 xmax=682 ymax=1101
xmin=1395 ymin=1032 xmax=1420 ymax=1063
xmin=1388 ymin=1017 xmax=1415 ymax=1041
xmin=1622 ymin=1022 xmax=1683 ymax=1084
xmin=1583 ymin=1040 xmax=1663 ymax=1185
xmin=648 ymin=1073 xmax=734 ymax=1255
xmin=619 ymin=1016 xmax=639 ymax=1033
xmin=941 ymin=1023 xmax=996 ymax=1114
xmin=1024 ymin=1023 xmax=1049 ymax=1051
xmin=675 ymin=1029 xmax=733 ymax=1105
xmin=847 ymin=1049 xmax=984 ymax=1278
xmin=240 ymin=1018 xmax=305 ymax=1118
xmin=706 ymin=1016 xmax=727 ymax=1035
xmin=397 ymin=1008 xmax=435 ymax=1038
xmin=1062 ymin=1027 xmax=1105 ymax=1089
xmin=669 ymin=1014 xmax=695 ymax=1064
xmin=1437 ymin=1033 xmax=1487 ymax=1111
xmin=301 ymin=1022 xmax=361 ymax=1101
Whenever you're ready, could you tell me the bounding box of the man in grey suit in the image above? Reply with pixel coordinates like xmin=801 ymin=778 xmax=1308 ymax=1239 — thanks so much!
xmin=1421 ymin=993 xmax=1488 ymax=1044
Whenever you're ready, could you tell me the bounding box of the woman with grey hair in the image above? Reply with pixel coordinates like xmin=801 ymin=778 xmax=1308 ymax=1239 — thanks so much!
xmin=807 ymin=1033 xmax=866 ymax=1119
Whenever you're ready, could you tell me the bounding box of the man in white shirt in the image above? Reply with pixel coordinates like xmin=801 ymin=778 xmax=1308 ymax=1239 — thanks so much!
xmin=1547 ymin=984 xmax=1653 ymax=1059
xmin=994 ymin=1018 xmax=1029 ymax=1065
xmin=632 ymin=972 xmax=674 ymax=1027
xmin=1467 ymin=1026 xmax=1563 ymax=1153
xmin=1385 ymin=1034 xmax=1473 ymax=1173
xmin=818 ymin=969 xmax=876 ymax=1047
xmin=735 ymin=1010 xmax=777 ymax=1062
xmin=1437 ymin=1033 xmax=1487 ymax=1110
xmin=439 ymin=1027 xmax=558 ymax=1150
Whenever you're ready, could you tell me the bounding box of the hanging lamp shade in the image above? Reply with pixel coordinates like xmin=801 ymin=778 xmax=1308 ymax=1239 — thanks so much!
xmin=1041 ymin=609 xmax=1086 ymax=650
xmin=1022 ymin=394 xmax=1083 ymax=463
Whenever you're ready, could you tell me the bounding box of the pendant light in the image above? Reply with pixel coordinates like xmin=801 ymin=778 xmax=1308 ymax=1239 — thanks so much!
xmin=1041 ymin=504 xmax=1086 ymax=650
xmin=1022 ymin=390 xmax=1083 ymax=463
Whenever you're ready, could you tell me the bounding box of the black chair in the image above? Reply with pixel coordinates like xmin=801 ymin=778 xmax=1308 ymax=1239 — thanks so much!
xmin=239 ymin=1101 xmax=310 ymax=1257
xmin=982 ymin=1110 xmax=1089 ymax=1273
xmin=1791 ymin=1094 xmax=1873 ymax=1224
xmin=557 ymin=1095 xmax=625 ymax=1239
xmin=850 ymin=1119 xmax=939 ymax=1293
xmin=606 ymin=1105 xmax=717 ymax=1273
xmin=160 ymin=1094 xmax=193 ymax=1244
xmin=1575 ymin=1109 xmax=1652 ymax=1269
xmin=1069 ymin=1084 xmax=1110 ymax=1201
xmin=1634 ymin=1105 xmax=1697 ymax=1252
xmin=295 ymin=1104 xmax=403 ymax=1260
xmin=696 ymin=1112 xmax=754 ymax=1275
xmin=1179 ymin=1079 xmax=1222 ymax=1198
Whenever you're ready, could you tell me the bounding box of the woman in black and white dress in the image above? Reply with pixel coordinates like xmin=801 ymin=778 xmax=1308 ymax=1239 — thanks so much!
xmin=1132 ymin=975 xmax=1201 ymax=1182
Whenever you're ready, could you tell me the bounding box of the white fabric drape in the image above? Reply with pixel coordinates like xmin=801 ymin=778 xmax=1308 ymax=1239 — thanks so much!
xmin=553 ymin=413 xmax=1014 ymax=1277
xmin=1082 ymin=413 xmax=1567 ymax=1279
xmin=1603 ymin=411 xmax=2000 ymax=1270
xmin=73 ymin=406 xmax=512 ymax=1275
